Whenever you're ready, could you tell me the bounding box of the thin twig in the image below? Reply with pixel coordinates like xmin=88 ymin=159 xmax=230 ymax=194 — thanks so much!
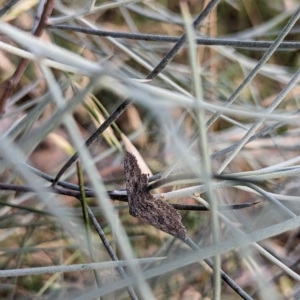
xmin=0 ymin=0 xmax=20 ymax=17
xmin=50 ymin=24 xmax=300 ymax=51
xmin=76 ymin=161 xmax=102 ymax=296
xmin=86 ymin=206 xmax=139 ymax=300
xmin=0 ymin=257 xmax=165 ymax=277
xmin=148 ymin=173 xmax=263 ymax=190
xmin=0 ymin=182 xmax=259 ymax=211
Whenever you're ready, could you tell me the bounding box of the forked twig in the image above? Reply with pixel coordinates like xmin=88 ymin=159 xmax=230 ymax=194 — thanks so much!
xmin=124 ymin=152 xmax=253 ymax=300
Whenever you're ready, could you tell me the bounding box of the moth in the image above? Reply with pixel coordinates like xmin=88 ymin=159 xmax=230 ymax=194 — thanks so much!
xmin=124 ymin=151 xmax=187 ymax=241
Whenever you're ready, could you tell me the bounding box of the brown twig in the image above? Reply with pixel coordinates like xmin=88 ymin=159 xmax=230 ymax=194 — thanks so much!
xmin=0 ymin=0 xmax=55 ymax=115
